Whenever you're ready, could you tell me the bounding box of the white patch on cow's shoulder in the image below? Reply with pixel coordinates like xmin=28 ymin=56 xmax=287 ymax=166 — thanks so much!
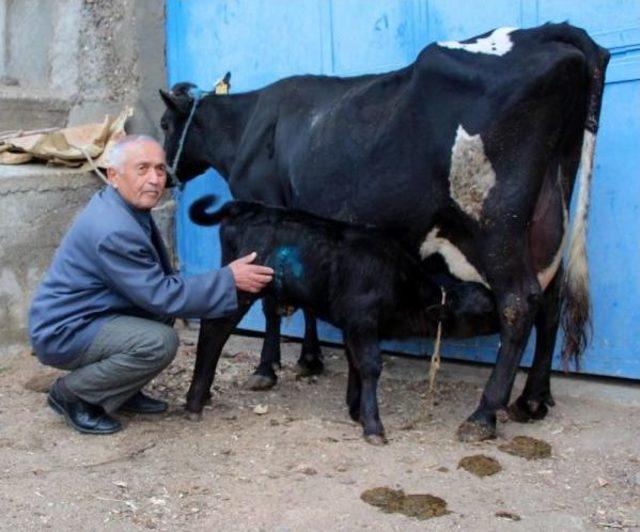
xmin=448 ymin=125 xmax=496 ymax=223
xmin=420 ymin=227 xmax=488 ymax=287
xmin=438 ymin=27 xmax=517 ymax=56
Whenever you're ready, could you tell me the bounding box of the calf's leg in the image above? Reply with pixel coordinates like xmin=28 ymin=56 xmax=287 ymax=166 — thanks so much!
xmin=186 ymin=303 xmax=252 ymax=418
xmin=345 ymin=331 xmax=386 ymax=445
xmin=246 ymin=297 xmax=281 ymax=390
xmin=296 ymin=310 xmax=324 ymax=376
xmin=344 ymin=345 xmax=362 ymax=422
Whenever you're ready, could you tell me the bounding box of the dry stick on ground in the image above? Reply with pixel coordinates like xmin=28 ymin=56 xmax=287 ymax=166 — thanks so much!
xmin=0 ymin=443 xmax=157 ymax=480
xmin=402 ymin=288 xmax=447 ymax=430
xmin=427 ymin=288 xmax=447 ymax=396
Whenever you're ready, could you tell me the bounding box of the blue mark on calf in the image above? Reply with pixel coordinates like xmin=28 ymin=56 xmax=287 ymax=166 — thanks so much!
xmin=273 ymin=246 xmax=304 ymax=292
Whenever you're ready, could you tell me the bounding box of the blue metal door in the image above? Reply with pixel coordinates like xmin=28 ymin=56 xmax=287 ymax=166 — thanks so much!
xmin=167 ymin=0 xmax=640 ymax=379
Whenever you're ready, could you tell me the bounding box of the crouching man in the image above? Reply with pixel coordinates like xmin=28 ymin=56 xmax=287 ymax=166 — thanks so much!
xmin=28 ymin=135 xmax=273 ymax=434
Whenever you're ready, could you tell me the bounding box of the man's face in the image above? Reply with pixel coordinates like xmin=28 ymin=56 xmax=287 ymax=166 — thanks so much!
xmin=107 ymin=140 xmax=168 ymax=211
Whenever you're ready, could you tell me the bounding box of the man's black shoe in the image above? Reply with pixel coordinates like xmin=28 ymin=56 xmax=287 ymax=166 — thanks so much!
xmin=118 ymin=391 xmax=168 ymax=414
xmin=48 ymin=383 xmax=122 ymax=435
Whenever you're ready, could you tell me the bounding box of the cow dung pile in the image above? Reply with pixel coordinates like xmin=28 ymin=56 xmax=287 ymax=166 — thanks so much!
xmin=360 ymin=487 xmax=450 ymax=520
xmin=498 ymin=435 xmax=552 ymax=460
xmin=458 ymin=454 xmax=502 ymax=477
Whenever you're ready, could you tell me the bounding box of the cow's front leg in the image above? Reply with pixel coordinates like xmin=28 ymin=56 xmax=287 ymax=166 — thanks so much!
xmin=246 ymin=297 xmax=281 ymax=390
xmin=458 ymin=278 xmax=541 ymax=442
xmin=296 ymin=310 xmax=324 ymax=376
xmin=186 ymin=304 xmax=252 ymax=418
xmin=345 ymin=331 xmax=386 ymax=445
xmin=509 ymin=268 xmax=561 ymax=422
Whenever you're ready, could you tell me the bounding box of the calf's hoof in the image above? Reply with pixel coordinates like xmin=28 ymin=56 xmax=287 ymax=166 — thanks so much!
xmin=185 ymin=410 xmax=203 ymax=422
xmin=296 ymin=356 xmax=324 ymax=377
xmin=456 ymin=420 xmax=496 ymax=442
xmin=364 ymin=433 xmax=388 ymax=446
xmin=245 ymin=373 xmax=277 ymax=391
xmin=508 ymin=395 xmax=549 ymax=423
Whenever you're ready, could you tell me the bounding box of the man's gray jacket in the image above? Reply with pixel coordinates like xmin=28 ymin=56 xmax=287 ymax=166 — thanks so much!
xmin=29 ymin=185 xmax=237 ymax=366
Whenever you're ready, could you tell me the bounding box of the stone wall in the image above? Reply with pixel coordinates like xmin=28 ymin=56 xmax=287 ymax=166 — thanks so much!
xmin=0 ymin=0 xmax=167 ymax=137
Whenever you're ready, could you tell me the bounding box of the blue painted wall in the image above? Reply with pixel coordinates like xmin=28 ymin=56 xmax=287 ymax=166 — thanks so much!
xmin=166 ymin=0 xmax=640 ymax=379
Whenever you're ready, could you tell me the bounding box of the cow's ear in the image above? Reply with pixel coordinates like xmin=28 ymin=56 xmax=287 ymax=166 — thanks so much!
xmin=214 ymin=72 xmax=231 ymax=95
xmin=159 ymin=89 xmax=177 ymax=110
xmin=159 ymin=89 xmax=193 ymax=114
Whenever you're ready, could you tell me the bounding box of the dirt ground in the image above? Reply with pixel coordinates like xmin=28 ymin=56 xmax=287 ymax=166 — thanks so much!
xmin=1 ymin=326 xmax=639 ymax=531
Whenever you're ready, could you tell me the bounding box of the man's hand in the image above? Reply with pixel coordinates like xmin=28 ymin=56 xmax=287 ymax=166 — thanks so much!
xmin=228 ymin=252 xmax=274 ymax=293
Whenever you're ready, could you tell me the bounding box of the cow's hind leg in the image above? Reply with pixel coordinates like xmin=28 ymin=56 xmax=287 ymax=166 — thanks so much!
xmin=509 ymin=268 xmax=562 ymax=422
xmin=458 ymin=272 xmax=542 ymax=442
xmin=246 ymin=297 xmax=281 ymax=390
xmin=186 ymin=303 xmax=252 ymax=418
xmin=296 ymin=310 xmax=324 ymax=376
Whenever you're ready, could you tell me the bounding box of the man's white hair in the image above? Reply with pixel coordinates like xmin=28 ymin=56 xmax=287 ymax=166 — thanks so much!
xmin=107 ymin=134 xmax=162 ymax=172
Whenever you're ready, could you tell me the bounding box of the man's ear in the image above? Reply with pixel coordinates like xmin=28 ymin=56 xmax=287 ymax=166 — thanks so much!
xmin=106 ymin=166 xmax=118 ymax=187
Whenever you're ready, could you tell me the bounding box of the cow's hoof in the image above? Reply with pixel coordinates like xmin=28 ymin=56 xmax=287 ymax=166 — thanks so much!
xmin=296 ymin=356 xmax=324 ymax=377
xmin=245 ymin=373 xmax=277 ymax=391
xmin=348 ymin=406 xmax=360 ymax=422
xmin=185 ymin=410 xmax=203 ymax=422
xmin=456 ymin=420 xmax=496 ymax=442
xmin=364 ymin=433 xmax=388 ymax=446
xmin=508 ymin=396 xmax=549 ymax=423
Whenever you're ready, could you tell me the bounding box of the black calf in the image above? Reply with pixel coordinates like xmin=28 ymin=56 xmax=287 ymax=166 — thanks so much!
xmin=185 ymin=196 xmax=498 ymax=444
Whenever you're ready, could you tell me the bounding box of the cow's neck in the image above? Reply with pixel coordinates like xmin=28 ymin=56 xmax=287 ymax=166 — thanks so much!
xmin=200 ymin=92 xmax=259 ymax=178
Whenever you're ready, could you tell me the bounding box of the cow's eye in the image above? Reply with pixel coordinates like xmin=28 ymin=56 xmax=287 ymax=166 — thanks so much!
xmin=160 ymin=119 xmax=168 ymax=131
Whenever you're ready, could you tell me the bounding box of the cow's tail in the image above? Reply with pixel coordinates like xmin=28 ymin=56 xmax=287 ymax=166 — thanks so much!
xmin=189 ymin=194 xmax=234 ymax=226
xmin=560 ymin=28 xmax=610 ymax=368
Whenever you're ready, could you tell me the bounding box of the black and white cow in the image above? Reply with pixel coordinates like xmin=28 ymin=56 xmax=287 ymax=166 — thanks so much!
xmin=160 ymin=23 xmax=609 ymax=441
xmin=185 ymin=195 xmax=499 ymax=443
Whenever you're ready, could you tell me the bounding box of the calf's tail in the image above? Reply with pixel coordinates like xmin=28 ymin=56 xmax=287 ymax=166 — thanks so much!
xmin=560 ymin=29 xmax=610 ymax=368
xmin=189 ymin=194 xmax=233 ymax=226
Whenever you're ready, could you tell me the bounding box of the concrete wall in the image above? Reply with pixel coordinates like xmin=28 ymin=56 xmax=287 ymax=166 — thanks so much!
xmin=0 ymin=0 xmax=167 ymax=137
xmin=0 ymin=1 xmax=175 ymax=356
xmin=0 ymin=167 xmax=175 ymax=356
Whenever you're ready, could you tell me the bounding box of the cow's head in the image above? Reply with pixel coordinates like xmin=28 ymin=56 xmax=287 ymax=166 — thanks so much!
xmin=159 ymin=82 xmax=211 ymax=185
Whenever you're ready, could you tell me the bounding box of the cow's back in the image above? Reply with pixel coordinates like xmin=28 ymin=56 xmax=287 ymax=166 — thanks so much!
xmin=267 ymin=24 xmax=597 ymax=243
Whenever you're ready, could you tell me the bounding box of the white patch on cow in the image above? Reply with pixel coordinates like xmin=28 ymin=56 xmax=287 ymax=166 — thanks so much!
xmin=420 ymin=227 xmax=488 ymax=287
xmin=438 ymin=27 xmax=517 ymax=56
xmin=448 ymin=125 xmax=496 ymax=222
xmin=537 ymin=177 xmax=568 ymax=290
xmin=565 ymin=130 xmax=596 ymax=299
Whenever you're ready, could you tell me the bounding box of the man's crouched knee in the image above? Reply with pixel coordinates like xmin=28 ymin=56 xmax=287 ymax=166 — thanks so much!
xmin=142 ymin=324 xmax=179 ymax=369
